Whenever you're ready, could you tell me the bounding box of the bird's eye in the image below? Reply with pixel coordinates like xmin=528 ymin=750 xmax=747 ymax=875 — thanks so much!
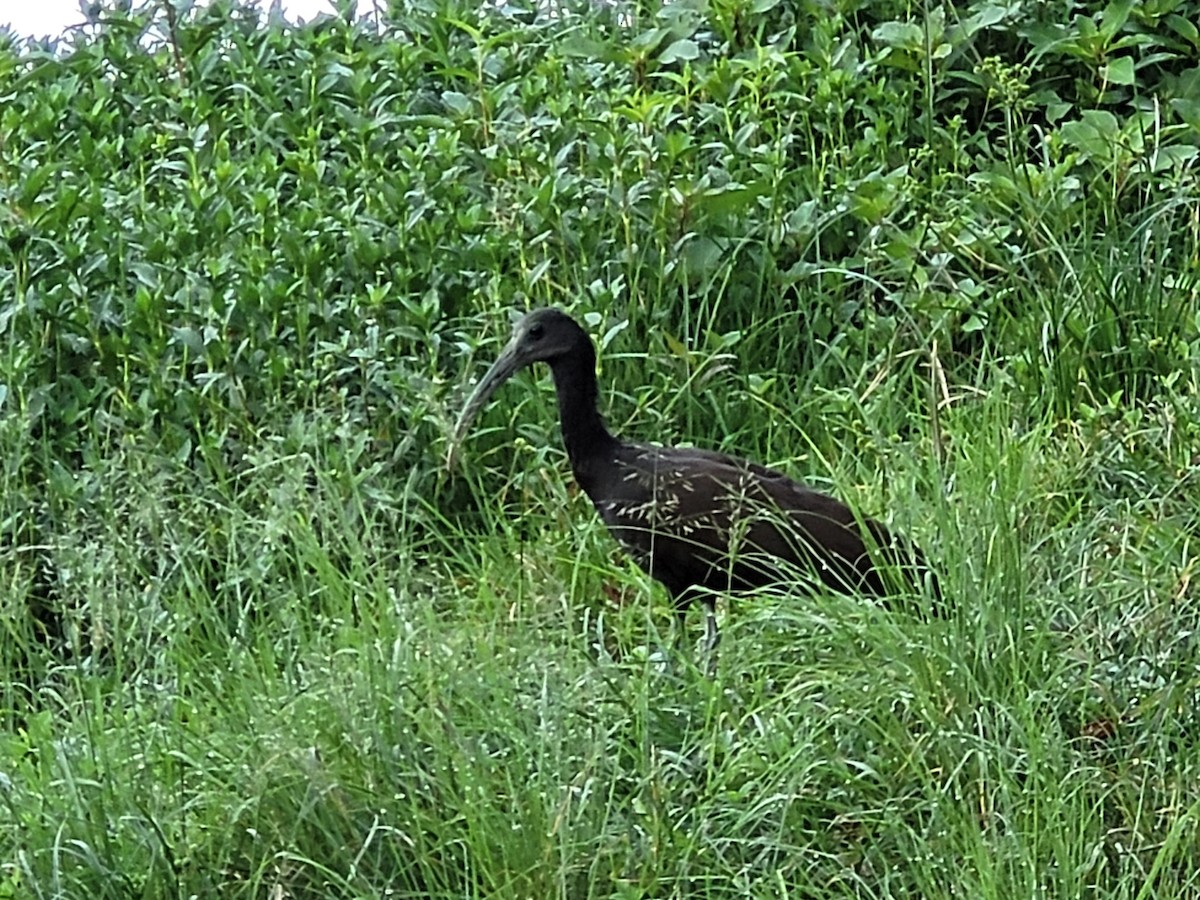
xmin=528 ymin=323 xmax=545 ymax=341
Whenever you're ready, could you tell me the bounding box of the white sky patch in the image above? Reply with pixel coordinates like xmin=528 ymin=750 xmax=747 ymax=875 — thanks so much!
xmin=1 ymin=0 xmax=360 ymax=40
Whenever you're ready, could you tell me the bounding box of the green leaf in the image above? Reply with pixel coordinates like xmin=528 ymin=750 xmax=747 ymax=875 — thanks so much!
xmin=659 ymin=39 xmax=699 ymax=65
xmin=872 ymin=21 xmax=924 ymax=51
xmin=960 ymin=3 xmax=1008 ymax=38
xmin=1170 ymin=98 xmax=1200 ymax=131
xmin=682 ymin=235 xmax=723 ymax=278
xmin=1058 ymin=111 xmax=1120 ymax=160
xmin=441 ymin=91 xmax=472 ymax=115
xmin=1165 ymin=14 xmax=1199 ymax=45
xmin=170 ymin=326 xmax=205 ymax=354
xmin=20 ymin=164 xmax=56 ymax=206
xmin=694 ymin=181 xmax=767 ymax=219
xmin=963 ymin=311 xmax=988 ymax=333
xmin=1102 ymin=57 xmax=1134 ymax=85
xmin=129 ymin=262 xmax=159 ymax=289
xmin=1080 ymin=109 xmax=1120 ymax=137
xmin=631 ymin=26 xmax=668 ymax=52
xmin=558 ymin=35 xmax=613 ymax=59
xmin=663 ymin=331 xmax=689 ymax=360
xmin=1149 ymin=145 xmax=1198 ymax=171
xmin=1098 ymin=0 xmax=1133 ymax=42
xmin=1045 ymin=100 xmax=1074 ymax=124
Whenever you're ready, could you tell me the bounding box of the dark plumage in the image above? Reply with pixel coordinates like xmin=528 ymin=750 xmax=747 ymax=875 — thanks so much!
xmin=451 ymin=308 xmax=941 ymax=665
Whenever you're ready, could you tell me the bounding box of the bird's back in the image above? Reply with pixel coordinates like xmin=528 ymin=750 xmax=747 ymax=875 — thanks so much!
xmin=586 ymin=443 xmax=935 ymax=606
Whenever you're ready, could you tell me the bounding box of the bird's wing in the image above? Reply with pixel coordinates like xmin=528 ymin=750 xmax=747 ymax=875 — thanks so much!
xmin=629 ymin=443 xmax=790 ymax=482
xmin=600 ymin=444 xmax=888 ymax=594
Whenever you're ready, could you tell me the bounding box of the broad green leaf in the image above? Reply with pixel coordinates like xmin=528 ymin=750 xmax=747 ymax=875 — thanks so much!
xmin=1165 ymin=14 xmax=1199 ymax=45
xmin=960 ymin=3 xmax=1008 ymax=38
xmin=558 ymin=35 xmax=613 ymax=59
xmin=1098 ymin=0 xmax=1133 ymax=41
xmin=1170 ymin=97 xmax=1200 ymax=131
xmin=659 ymin=39 xmax=699 ymax=65
xmin=872 ymin=21 xmax=924 ymax=50
xmin=1150 ymin=145 xmax=1199 ymax=171
xmin=1102 ymin=57 xmax=1134 ymax=85
xmin=441 ymin=91 xmax=472 ymax=115
xmin=694 ymin=182 xmax=767 ymax=219
xmin=1058 ymin=111 xmax=1120 ymax=159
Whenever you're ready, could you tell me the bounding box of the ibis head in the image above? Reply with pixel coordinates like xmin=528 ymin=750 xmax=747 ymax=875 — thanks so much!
xmin=449 ymin=308 xmax=587 ymax=466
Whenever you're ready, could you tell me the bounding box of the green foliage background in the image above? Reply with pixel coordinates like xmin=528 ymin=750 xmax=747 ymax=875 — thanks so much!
xmin=1 ymin=0 xmax=1198 ymax=897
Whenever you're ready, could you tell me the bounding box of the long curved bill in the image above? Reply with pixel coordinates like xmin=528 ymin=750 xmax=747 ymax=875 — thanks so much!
xmin=446 ymin=336 xmax=526 ymax=470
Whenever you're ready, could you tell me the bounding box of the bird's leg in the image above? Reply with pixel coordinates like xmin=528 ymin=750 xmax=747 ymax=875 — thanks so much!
xmin=703 ymin=601 xmax=720 ymax=677
xmin=670 ymin=590 xmax=720 ymax=676
xmin=674 ymin=607 xmax=690 ymax=648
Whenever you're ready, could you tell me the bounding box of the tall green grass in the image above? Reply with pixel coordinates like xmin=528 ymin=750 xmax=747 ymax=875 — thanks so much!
xmin=4 ymin=339 xmax=1197 ymax=898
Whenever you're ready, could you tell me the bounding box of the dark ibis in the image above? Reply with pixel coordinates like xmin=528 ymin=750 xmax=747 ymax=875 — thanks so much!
xmin=450 ymin=308 xmax=941 ymax=665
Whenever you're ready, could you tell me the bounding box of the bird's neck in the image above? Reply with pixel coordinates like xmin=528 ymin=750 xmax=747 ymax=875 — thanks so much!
xmin=548 ymin=346 xmax=618 ymax=497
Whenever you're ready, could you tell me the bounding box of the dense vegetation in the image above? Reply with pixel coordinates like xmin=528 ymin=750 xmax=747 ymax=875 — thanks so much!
xmin=1 ymin=0 xmax=1198 ymax=896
